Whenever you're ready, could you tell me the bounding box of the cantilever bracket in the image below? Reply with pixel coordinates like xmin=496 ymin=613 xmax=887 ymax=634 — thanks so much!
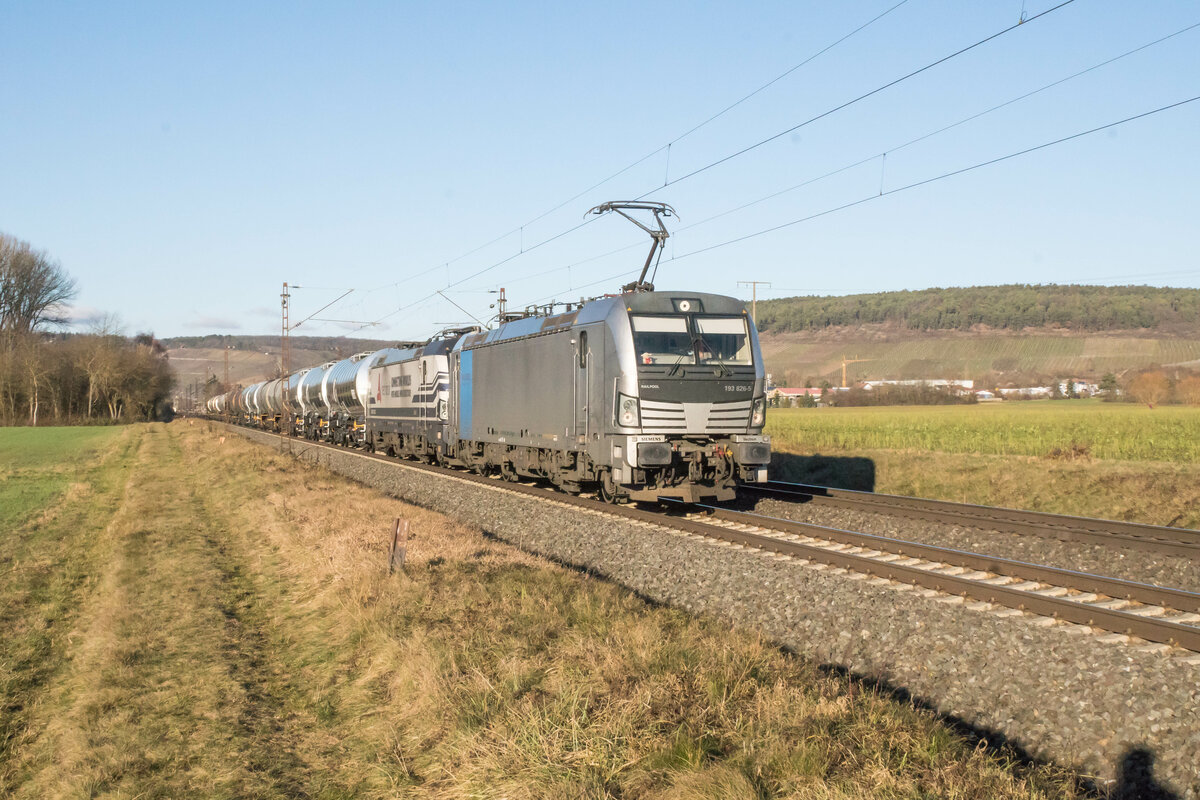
xmin=586 ymin=201 xmax=677 ymax=293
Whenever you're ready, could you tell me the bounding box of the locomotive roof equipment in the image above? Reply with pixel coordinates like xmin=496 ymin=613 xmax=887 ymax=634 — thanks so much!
xmin=586 ymin=201 xmax=676 ymax=294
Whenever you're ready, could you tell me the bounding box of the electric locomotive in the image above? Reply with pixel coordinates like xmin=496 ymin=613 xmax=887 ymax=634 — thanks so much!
xmin=443 ymin=289 xmax=769 ymax=502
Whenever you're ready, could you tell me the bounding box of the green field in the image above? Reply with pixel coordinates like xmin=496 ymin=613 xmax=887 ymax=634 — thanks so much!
xmin=0 ymin=426 xmax=126 ymax=532
xmin=766 ymin=401 xmax=1200 ymax=527
xmin=766 ymin=400 xmax=1200 ymax=462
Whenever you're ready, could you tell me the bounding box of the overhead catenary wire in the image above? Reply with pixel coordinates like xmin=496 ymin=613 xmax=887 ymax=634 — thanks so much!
xmin=447 ymin=0 xmax=1093 ymax=307
xmin=530 ymin=96 xmax=1200 ymax=302
xmin=662 ymin=95 xmax=1200 ymax=263
xmin=504 ymin=19 xmax=1200 ymax=303
xmin=361 ymin=2 xmax=1074 ymax=330
xmin=290 ymin=288 xmax=354 ymax=331
xmin=636 ymin=0 xmax=1077 ymax=200
xmin=664 ymin=0 xmax=912 ymax=154
xmin=355 ymin=217 xmax=598 ymax=330
xmin=361 ymin=1 xmax=915 ymax=297
xmin=669 ymin=18 xmax=1200 ymax=237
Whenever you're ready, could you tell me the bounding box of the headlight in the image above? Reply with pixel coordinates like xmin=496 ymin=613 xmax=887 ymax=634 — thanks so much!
xmin=617 ymin=393 xmax=640 ymax=427
xmin=751 ymin=396 xmax=765 ymax=427
xmin=437 ymin=399 xmax=448 ymax=420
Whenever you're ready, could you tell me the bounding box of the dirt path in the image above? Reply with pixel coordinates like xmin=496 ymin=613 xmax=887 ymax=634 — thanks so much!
xmin=5 ymin=426 xmax=315 ymax=798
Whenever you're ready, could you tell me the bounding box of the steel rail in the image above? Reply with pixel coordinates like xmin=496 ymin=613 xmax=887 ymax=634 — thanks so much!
xmin=744 ymin=482 xmax=1200 ymax=556
xmin=689 ymin=504 xmax=1200 ymax=614
xmin=221 ymin=423 xmax=1200 ymax=652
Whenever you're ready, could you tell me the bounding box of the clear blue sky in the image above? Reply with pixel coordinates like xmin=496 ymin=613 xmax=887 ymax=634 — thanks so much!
xmin=2 ymin=1 xmax=1198 ymax=340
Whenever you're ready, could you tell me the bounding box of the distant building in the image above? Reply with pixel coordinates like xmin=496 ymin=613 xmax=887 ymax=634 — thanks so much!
xmin=998 ymin=386 xmax=1052 ymax=399
xmin=767 ymin=387 xmax=825 ymax=406
xmin=860 ymin=379 xmax=975 ymax=393
xmin=1059 ymin=379 xmax=1099 ymax=396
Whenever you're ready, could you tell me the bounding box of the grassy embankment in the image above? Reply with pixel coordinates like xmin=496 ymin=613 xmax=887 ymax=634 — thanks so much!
xmin=0 ymin=422 xmax=1086 ymax=798
xmin=767 ymin=400 xmax=1200 ymax=528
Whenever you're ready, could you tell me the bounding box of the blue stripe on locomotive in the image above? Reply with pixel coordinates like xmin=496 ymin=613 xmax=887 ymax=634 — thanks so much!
xmin=459 ymin=349 xmax=473 ymax=438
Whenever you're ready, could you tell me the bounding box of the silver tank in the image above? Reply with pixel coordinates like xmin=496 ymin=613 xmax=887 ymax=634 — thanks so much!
xmin=243 ymin=384 xmax=259 ymax=414
xmin=251 ymin=381 xmax=270 ymax=415
xmin=334 ymin=349 xmax=403 ymax=417
xmin=282 ymin=368 xmax=311 ymax=415
xmin=263 ymin=378 xmax=285 ymax=415
xmin=324 ymin=352 xmax=373 ymax=417
xmin=300 ymin=362 xmax=336 ymax=416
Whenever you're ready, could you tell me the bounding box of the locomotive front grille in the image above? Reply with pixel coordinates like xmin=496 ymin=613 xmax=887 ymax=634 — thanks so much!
xmin=639 ymin=398 xmax=752 ymax=434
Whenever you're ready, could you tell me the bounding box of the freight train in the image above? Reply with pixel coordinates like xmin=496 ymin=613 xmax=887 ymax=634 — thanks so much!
xmin=206 ymin=289 xmax=771 ymax=503
xmin=205 ymin=203 xmax=770 ymax=502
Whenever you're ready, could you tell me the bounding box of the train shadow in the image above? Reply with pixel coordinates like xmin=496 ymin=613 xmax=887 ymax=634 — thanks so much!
xmin=769 ymin=452 xmax=876 ymax=492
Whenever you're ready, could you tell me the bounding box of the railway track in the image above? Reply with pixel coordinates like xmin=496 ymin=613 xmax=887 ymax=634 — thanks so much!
xmin=743 ymin=481 xmax=1200 ymax=556
xmin=233 ymin=424 xmax=1200 ymax=653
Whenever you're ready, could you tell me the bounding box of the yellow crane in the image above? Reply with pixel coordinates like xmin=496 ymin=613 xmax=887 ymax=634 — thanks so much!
xmin=841 ymin=354 xmax=872 ymax=388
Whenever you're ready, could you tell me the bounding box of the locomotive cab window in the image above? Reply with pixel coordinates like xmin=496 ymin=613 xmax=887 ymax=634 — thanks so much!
xmin=631 ymin=316 xmax=691 ymax=366
xmin=694 ymin=317 xmax=752 ymax=365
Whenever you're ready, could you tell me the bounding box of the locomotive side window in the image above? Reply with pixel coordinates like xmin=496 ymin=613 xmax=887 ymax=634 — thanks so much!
xmin=694 ymin=317 xmax=752 ymax=365
xmin=578 ymin=330 xmax=588 ymax=368
xmin=631 ymin=316 xmax=691 ymax=365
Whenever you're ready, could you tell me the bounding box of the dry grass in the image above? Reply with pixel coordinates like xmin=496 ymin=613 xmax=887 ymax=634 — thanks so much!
xmin=0 ymin=422 xmax=1090 ymax=798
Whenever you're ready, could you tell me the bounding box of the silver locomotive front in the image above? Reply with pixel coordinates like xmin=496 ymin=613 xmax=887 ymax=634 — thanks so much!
xmin=604 ymin=291 xmax=770 ymax=502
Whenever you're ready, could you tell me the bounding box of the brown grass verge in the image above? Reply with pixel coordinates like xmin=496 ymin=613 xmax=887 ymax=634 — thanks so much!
xmin=1 ymin=423 xmax=1090 ymax=798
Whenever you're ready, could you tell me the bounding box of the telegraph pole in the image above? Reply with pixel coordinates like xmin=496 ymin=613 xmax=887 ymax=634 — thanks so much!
xmin=281 ymin=282 xmax=291 ymax=450
xmin=738 ymin=280 xmax=771 ymax=324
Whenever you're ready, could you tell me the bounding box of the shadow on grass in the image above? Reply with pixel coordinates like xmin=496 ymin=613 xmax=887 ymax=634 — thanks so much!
xmin=818 ymin=663 xmax=1181 ymax=800
xmin=769 ymin=452 xmax=876 ymax=491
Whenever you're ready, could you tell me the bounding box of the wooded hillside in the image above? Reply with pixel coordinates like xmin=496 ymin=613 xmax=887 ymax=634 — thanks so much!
xmin=755 ymin=285 xmax=1200 ymax=334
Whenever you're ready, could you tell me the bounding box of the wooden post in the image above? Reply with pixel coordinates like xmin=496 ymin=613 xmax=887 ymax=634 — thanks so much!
xmin=388 ymin=517 xmax=409 ymax=573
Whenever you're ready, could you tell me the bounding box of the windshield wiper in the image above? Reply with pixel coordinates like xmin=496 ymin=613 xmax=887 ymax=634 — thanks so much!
xmin=666 ymin=351 xmax=691 ymax=377
xmin=695 ymin=334 xmax=733 ymax=377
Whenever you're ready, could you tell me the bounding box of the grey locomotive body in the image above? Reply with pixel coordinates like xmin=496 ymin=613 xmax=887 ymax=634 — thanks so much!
xmin=446 ymin=290 xmax=769 ymax=502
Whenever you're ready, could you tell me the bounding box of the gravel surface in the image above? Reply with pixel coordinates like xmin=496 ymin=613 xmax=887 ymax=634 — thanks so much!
xmin=737 ymin=494 xmax=1200 ymax=594
xmin=231 ymin=426 xmax=1200 ymax=798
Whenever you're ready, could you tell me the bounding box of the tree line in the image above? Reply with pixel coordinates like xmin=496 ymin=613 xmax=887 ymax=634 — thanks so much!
xmin=0 ymin=232 xmax=174 ymax=426
xmin=755 ymin=285 xmax=1200 ymax=333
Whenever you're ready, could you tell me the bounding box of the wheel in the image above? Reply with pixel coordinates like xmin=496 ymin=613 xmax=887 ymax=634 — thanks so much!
xmin=597 ymin=470 xmax=621 ymax=504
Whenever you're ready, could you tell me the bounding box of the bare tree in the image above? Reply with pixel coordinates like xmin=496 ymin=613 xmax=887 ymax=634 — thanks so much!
xmin=17 ymin=336 xmax=51 ymax=425
xmin=0 ymin=232 xmax=77 ymax=341
xmin=1177 ymin=374 xmax=1200 ymax=405
xmin=75 ymin=314 xmax=124 ymax=418
xmin=1126 ymin=370 xmax=1170 ymax=407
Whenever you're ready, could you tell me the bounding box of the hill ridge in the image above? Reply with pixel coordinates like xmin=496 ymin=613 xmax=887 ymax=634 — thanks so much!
xmin=756 ymin=284 xmax=1200 ymax=336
